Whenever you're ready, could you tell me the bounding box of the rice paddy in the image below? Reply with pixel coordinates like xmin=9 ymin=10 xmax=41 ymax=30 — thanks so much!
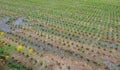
xmin=0 ymin=0 xmax=120 ymax=70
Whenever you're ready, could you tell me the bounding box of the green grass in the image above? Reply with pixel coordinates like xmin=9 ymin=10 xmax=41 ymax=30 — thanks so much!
xmin=7 ymin=62 xmax=25 ymax=70
xmin=0 ymin=0 xmax=120 ymax=20
xmin=0 ymin=45 xmax=16 ymax=59
xmin=0 ymin=45 xmax=16 ymax=54
xmin=0 ymin=45 xmax=25 ymax=70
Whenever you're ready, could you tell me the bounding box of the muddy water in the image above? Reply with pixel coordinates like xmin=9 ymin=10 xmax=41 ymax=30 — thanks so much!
xmin=104 ymin=61 xmax=120 ymax=70
xmin=14 ymin=17 xmax=26 ymax=25
xmin=0 ymin=16 xmax=120 ymax=50
xmin=0 ymin=16 xmax=27 ymax=32
xmin=13 ymin=17 xmax=38 ymax=29
xmin=2 ymin=16 xmax=118 ymax=50
xmin=0 ymin=17 xmax=11 ymax=32
xmin=2 ymin=16 xmax=120 ymax=69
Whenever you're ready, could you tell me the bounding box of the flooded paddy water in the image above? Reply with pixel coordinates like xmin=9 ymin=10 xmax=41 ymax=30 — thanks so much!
xmin=0 ymin=12 xmax=120 ymax=70
xmin=0 ymin=15 xmax=120 ymax=70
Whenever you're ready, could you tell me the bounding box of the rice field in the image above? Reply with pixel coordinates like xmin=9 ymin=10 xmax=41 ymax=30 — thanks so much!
xmin=0 ymin=0 xmax=120 ymax=70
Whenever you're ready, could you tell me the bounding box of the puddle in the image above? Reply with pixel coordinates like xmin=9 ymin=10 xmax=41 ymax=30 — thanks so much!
xmin=0 ymin=17 xmax=11 ymax=32
xmin=104 ymin=61 xmax=120 ymax=70
xmin=14 ymin=17 xmax=26 ymax=25
xmin=0 ymin=16 xmax=28 ymax=32
xmin=13 ymin=17 xmax=38 ymax=29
